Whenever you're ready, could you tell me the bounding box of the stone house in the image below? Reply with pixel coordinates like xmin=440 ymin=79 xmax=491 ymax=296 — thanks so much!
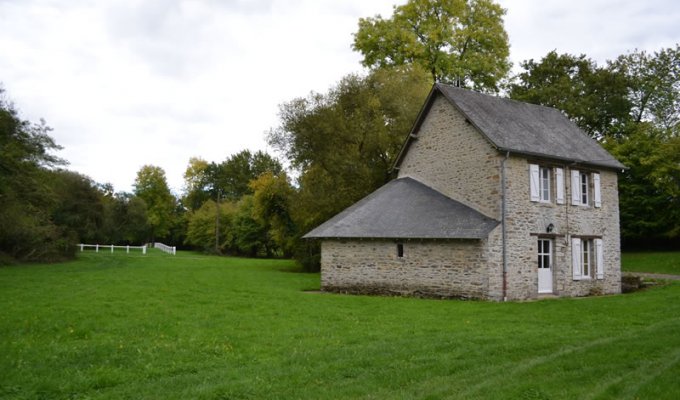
xmin=304 ymin=83 xmax=625 ymax=301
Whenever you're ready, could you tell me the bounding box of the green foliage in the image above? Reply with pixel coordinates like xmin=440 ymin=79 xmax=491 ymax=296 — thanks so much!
xmin=508 ymin=51 xmax=631 ymax=137
xmin=133 ymin=165 xmax=176 ymax=241
xmin=0 ymin=87 xmax=72 ymax=263
xmin=181 ymin=156 xmax=211 ymax=211
xmin=208 ymin=150 xmax=283 ymax=201
xmin=184 ymin=199 xmax=236 ymax=253
xmin=229 ymin=195 xmax=273 ymax=257
xmin=269 ymin=67 xmax=431 ymax=268
xmin=509 ymin=45 xmax=680 ymax=246
xmin=100 ymin=192 xmax=150 ymax=244
xmin=353 ymin=0 xmax=511 ymax=90
xmin=1 ymin=253 xmax=680 ymax=398
xmin=610 ymin=45 xmax=680 ymax=130
xmin=250 ymin=172 xmax=296 ymax=257
xmin=47 ymin=170 xmax=104 ymax=243
xmin=604 ymin=124 xmax=680 ymax=243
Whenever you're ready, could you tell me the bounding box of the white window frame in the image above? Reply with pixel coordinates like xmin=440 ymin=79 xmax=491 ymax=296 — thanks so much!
xmin=580 ymin=172 xmax=589 ymax=205
xmin=572 ymin=237 xmax=604 ymax=280
xmin=530 ymin=164 xmax=552 ymax=203
xmin=555 ymin=167 xmax=565 ymax=204
xmin=571 ymin=170 xmax=601 ymax=207
xmin=539 ymin=167 xmax=551 ymax=202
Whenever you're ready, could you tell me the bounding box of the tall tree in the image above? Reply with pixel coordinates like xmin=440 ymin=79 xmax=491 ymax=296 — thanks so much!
xmin=352 ymin=0 xmax=511 ymax=90
xmin=508 ymin=51 xmax=631 ymax=138
xmin=269 ymin=66 xmax=431 ymax=269
xmin=182 ymin=156 xmax=211 ymax=211
xmin=133 ymin=165 xmax=176 ymax=242
xmin=609 ymin=45 xmax=680 ymax=131
xmin=250 ymin=172 xmax=296 ymax=257
xmin=0 ymin=86 xmax=70 ymax=263
xmin=211 ymin=150 xmax=283 ymax=201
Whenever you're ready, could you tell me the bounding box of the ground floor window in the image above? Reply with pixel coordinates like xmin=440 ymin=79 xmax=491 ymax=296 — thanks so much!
xmin=572 ymin=237 xmax=604 ymax=280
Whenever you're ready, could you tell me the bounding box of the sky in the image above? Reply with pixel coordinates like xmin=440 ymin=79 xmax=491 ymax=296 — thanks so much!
xmin=1 ymin=0 xmax=678 ymax=194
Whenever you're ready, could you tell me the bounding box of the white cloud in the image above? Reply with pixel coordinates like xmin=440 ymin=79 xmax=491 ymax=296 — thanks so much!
xmin=1 ymin=0 xmax=677 ymax=194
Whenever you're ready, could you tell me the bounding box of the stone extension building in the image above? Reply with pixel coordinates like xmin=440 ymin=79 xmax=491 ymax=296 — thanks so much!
xmin=304 ymin=83 xmax=625 ymax=301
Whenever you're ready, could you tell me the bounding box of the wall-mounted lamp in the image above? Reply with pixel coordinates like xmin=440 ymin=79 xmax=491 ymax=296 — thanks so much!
xmin=546 ymin=223 xmax=554 ymax=233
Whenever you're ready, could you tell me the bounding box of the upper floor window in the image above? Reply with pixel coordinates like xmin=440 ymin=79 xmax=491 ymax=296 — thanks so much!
xmin=571 ymin=170 xmax=601 ymax=208
xmin=530 ymin=164 xmax=564 ymax=204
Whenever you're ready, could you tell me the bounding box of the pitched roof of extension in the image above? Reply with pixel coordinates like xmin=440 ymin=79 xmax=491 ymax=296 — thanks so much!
xmin=303 ymin=177 xmax=499 ymax=239
xmin=394 ymin=83 xmax=625 ymax=170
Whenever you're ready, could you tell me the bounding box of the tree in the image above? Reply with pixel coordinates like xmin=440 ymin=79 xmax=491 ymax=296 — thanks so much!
xmin=610 ymin=45 xmax=680 ymax=131
xmin=605 ymin=124 xmax=680 ymax=245
xmin=133 ymin=165 xmax=176 ymax=242
xmin=47 ymin=170 xmax=104 ymax=244
xmin=269 ymin=66 xmax=431 ymax=269
xmin=508 ymin=51 xmax=631 ymax=138
xmin=184 ymin=199 xmax=236 ymax=253
xmin=250 ymin=172 xmax=296 ymax=257
xmin=210 ymin=150 xmax=283 ymax=201
xmin=0 ymin=86 xmax=70 ymax=263
xmin=182 ymin=156 xmax=211 ymax=211
xmin=352 ymin=0 xmax=511 ymax=90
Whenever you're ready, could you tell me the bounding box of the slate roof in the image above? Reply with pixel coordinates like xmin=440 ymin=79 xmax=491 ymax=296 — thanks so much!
xmin=394 ymin=84 xmax=625 ymax=170
xmin=303 ymin=177 xmax=499 ymax=239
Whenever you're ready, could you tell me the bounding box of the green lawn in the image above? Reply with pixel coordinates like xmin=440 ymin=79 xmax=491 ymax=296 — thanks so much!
xmin=1 ymin=250 xmax=680 ymax=399
xmin=621 ymin=251 xmax=680 ymax=275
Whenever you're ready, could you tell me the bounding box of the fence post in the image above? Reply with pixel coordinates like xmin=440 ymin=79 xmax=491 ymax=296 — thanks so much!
xmin=126 ymin=245 xmax=130 ymax=253
xmin=173 ymin=246 xmax=176 ymax=255
xmin=80 ymin=244 xmax=84 ymax=252
xmin=96 ymin=244 xmax=99 ymax=253
xmin=143 ymin=245 xmax=147 ymax=255
xmin=111 ymin=244 xmax=114 ymax=253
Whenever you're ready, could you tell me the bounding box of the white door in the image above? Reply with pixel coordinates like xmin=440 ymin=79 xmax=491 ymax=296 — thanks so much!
xmin=538 ymin=239 xmax=553 ymax=293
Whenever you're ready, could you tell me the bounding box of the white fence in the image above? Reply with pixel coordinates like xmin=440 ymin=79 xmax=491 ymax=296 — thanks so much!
xmin=153 ymin=242 xmax=176 ymax=255
xmin=78 ymin=244 xmax=147 ymax=254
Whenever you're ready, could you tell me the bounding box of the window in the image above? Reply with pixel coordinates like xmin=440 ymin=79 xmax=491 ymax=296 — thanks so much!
xmin=538 ymin=239 xmax=551 ymax=269
xmin=571 ymin=170 xmax=601 ymax=207
xmin=530 ymin=164 xmax=554 ymax=202
xmin=582 ymin=239 xmax=592 ymax=277
xmin=397 ymin=243 xmax=404 ymax=258
xmin=580 ymin=173 xmax=589 ymax=205
xmin=572 ymin=238 xmax=604 ymax=280
xmin=540 ymin=167 xmax=551 ymax=202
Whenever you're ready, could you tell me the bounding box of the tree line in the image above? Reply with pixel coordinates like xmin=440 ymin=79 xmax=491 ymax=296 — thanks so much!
xmin=2 ymin=0 xmax=677 ymax=267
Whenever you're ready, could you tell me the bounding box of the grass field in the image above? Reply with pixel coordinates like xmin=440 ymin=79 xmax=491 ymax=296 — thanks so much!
xmin=1 ymin=250 xmax=679 ymax=399
xmin=621 ymin=251 xmax=680 ymax=275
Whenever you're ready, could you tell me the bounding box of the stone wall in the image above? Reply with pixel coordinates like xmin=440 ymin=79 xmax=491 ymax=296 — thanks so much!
xmin=320 ymin=239 xmax=490 ymax=299
xmin=502 ymin=156 xmax=622 ymax=299
xmin=397 ymin=94 xmax=503 ymax=219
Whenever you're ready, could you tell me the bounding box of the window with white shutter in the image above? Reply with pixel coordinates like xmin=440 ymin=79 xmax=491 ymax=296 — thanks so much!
xmin=555 ymin=168 xmax=565 ymax=204
xmin=571 ymin=170 xmax=581 ymax=206
xmin=595 ymin=239 xmax=604 ymax=279
xmin=593 ymin=173 xmax=601 ymax=208
xmin=572 ymin=238 xmax=582 ymax=280
xmin=529 ymin=164 xmax=540 ymax=202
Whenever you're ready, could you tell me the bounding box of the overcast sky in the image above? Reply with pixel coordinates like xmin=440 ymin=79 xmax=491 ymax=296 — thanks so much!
xmin=1 ymin=0 xmax=678 ymax=194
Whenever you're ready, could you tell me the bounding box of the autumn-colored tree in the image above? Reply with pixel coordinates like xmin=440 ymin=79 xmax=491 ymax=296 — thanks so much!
xmin=133 ymin=165 xmax=176 ymax=242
